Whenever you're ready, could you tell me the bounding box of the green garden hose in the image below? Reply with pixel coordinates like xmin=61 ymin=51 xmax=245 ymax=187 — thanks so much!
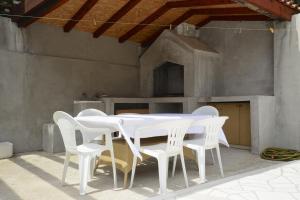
xmin=261 ymin=147 xmax=300 ymax=161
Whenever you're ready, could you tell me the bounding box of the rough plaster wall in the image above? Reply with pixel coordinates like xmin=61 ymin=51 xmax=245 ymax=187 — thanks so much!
xmin=197 ymin=21 xmax=274 ymax=96
xmin=0 ymin=18 xmax=140 ymax=153
xmin=193 ymin=53 xmax=218 ymax=97
xmin=274 ymin=16 xmax=300 ymax=151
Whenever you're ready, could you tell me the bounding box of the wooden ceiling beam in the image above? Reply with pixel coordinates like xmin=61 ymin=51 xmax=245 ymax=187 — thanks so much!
xmin=25 ymin=0 xmax=45 ymax=12
xmin=167 ymin=0 xmax=233 ymax=7
xmin=233 ymin=0 xmax=296 ymax=20
xmin=64 ymin=0 xmax=98 ymax=32
xmin=17 ymin=0 xmax=69 ymax=28
xmin=93 ymin=0 xmax=142 ymax=38
xmin=210 ymin=14 xmax=270 ymax=21
xmin=142 ymin=7 xmax=259 ymax=47
xmin=119 ymin=0 xmax=234 ymax=43
xmin=190 ymin=7 xmax=256 ymax=15
xmin=195 ymin=17 xmax=212 ymax=28
xmin=11 ymin=0 xmax=25 ymax=22
xmin=140 ymin=29 xmax=163 ymax=48
xmin=141 ymin=10 xmax=194 ymax=47
xmin=118 ymin=4 xmax=169 ymax=43
xmin=195 ymin=14 xmax=269 ymax=29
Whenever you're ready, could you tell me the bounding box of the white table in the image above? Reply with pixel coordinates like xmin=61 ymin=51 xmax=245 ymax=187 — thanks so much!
xmin=76 ymin=114 xmax=229 ymax=156
xmin=76 ymin=114 xmax=229 ymax=193
xmin=113 ymin=114 xmax=229 ymax=146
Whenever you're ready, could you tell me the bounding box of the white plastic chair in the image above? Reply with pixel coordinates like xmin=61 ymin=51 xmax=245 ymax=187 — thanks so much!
xmin=117 ymin=113 xmax=140 ymax=115
xmin=53 ymin=111 xmax=117 ymax=195
xmin=77 ymin=109 xmax=108 ymax=142
xmin=192 ymin=105 xmax=219 ymax=116
xmin=129 ymin=119 xmax=194 ymax=194
xmin=172 ymin=117 xmax=228 ymax=182
xmin=192 ymin=105 xmax=219 ymax=164
xmin=77 ymin=108 xmax=108 ymax=117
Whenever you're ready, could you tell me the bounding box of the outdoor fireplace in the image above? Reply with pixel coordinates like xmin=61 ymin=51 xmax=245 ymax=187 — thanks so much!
xmin=153 ymin=61 xmax=184 ymax=97
xmin=140 ymin=30 xmax=219 ymax=97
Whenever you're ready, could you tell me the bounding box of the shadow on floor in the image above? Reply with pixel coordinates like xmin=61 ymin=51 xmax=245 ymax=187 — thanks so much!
xmin=42 ymin=153 xmax=78 ymax=169
xmin=10 ymin=157 xmax=100 ymax=200
xmin=0 ymin=179 xmax=23 ymax=200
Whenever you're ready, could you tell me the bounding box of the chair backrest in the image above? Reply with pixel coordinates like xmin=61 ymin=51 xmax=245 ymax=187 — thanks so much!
xmin=53 ymin=111 xmax=80 ymax=153
xmin=117 ymin=113 xmax=140 ymax=115
xmin=192 ymin=106 xmax=219 ymax=116
xmin=77 ymin=109 xmax=111 ymax=143
xmin=193 ymin=117 xmax=228 ymax=148
xmin=77 ymin=108 xmax=107 ymax=117
xmin=135 ymin=119 xmax=194 ymax=153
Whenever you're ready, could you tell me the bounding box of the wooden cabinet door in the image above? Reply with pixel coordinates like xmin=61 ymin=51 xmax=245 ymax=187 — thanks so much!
xmin=238 ymin=103 xmax=251 ymax=146
xmin=116 ymin=109 xmax=149 ymax=115
xmin=209 ymin=102 xmax=251 ymax=147
xmin=209 ymin=103 xmax=240 ymax=145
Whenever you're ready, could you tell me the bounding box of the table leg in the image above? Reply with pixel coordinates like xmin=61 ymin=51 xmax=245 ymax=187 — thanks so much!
xmin=158 ymin=155 xmax=167 ymax=194
xmin=123 ymin=172 xmax=128 ymax=189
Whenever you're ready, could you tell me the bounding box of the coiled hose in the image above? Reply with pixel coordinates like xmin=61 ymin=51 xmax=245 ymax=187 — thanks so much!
xmin=261 ymin=147 xmax=300 ymax=161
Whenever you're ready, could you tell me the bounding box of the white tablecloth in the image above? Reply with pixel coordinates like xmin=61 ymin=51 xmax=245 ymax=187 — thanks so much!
xmin=75 ymin=114 xmax=229 ymax=158
xmin=114 ymin=114 xmax=229 ymax=146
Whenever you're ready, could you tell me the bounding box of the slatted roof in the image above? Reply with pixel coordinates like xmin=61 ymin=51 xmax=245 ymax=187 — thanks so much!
xmin=1 ymin=0 xmax=299 ymax=46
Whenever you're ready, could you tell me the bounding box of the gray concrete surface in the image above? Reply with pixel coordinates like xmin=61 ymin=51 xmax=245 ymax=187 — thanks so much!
xmin=0 ymin=18 xmax=140 ymax=153
xmin=140 ymin=30 xmax=220 ymax=98
xmin=42 ymin=124 xmax=65 ymax=153
xmin=0 ymin=148 xmax=278 ymax=200
xmin=197 ymin=21 xmax=274 ymax=96
xmin=274 ymin=15 xmax=300 ymax=151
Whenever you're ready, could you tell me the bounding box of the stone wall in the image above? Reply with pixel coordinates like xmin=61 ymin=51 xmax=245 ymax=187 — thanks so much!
xmin=197 ymin=21 xmax=274 ymax=96
xmin=0 ymin=18 xmax=140 ymax=153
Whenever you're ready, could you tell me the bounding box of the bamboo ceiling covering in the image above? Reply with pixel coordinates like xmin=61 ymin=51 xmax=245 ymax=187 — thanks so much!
xmin=29 ymin=0 xmax=297 ymax=45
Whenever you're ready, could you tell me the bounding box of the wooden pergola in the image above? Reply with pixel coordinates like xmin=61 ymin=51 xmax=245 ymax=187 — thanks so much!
xmin=2 ymin=0 xmax=299 ymax=47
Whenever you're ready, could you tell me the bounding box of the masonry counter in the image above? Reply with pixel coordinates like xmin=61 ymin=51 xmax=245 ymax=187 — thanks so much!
xmin=74 ymin=97 xmax=199 ymax=115
xmin=73 ymin=95 xmax=275 ymax=154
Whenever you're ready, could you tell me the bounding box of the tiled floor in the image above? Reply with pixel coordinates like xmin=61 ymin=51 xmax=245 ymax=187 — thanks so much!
xmin=162 ymin=161 xmax=300 ymax=200
xmin=0 ymin=147 xmax=278 ymax=200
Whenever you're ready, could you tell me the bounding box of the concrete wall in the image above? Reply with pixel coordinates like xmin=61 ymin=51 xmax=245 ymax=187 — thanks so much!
xmin=197 ymin=21 xmax=274 ymax=96
xmin=274 ymin=15 xmax=300 ymax=151
xmin=0 ymin=18 xmax=140 ymax=153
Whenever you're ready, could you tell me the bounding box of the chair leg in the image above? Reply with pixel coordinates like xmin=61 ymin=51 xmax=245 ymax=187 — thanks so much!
xmin=166 ymin=157 xmax=169 ymax=178
xmin=94 ymin=156 xmax=100 ymax=175
xmin=216 ymin=146 xmax=224 ymax=177
xmin=210 ymin=149 xmax=215 ymax=165
xmin=157 ymin=155 xmax=167 ymax=194
xmin=172 ymin=155 xmax=177 ymax=177
xmin=110 ymin=148 xmax=118 ymax=189
xmin=196 ymin=147 xmax=206 ymax=182
xmin=180 ymin=151 xmax=189 ymax=188
xmin=89 ymin=156 xmax=96 ymax=180
xmin=79 ymin=154 xmax=91 ymax=195
xmin=62 ymin=151 xmax=70 ymax=185
xmin=129 ymin=156 xmax=137 ymax=188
